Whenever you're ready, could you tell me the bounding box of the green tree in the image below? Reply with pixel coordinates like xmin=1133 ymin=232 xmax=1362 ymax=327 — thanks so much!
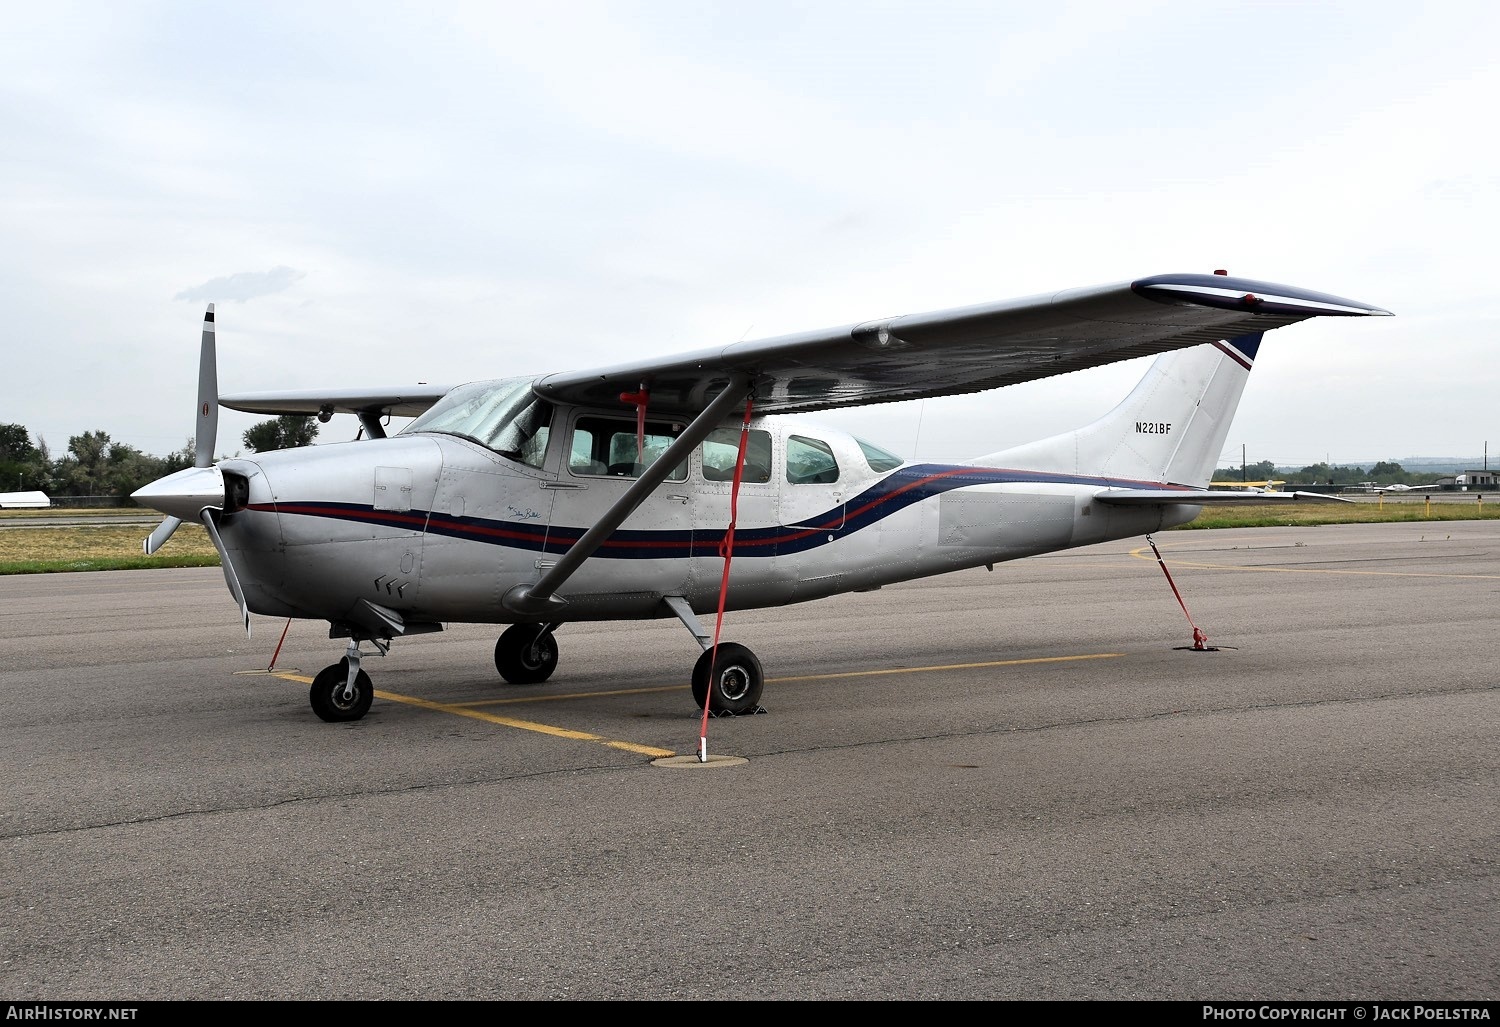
xmin=1213 ymin=459 xmax=1277 ymax=483
xmin=243 ymin=415 xmax=319 ymax=453
xmin=161 ymin=437 xmax=197 ymax=474
xmin=0 ymin=423 xmax=48 ymax=491
xmin=1285 ymin=463 xmax=1368 ymax=485
xmin=0 ymin=423 xmax=35 ymax=463
xmin=54 ymin=431 xmax=113 ymax=496
xmin=102 ymin=441 xmax=168 ymax=498
xmin=50 ymin=431 xmax=177 ymax=500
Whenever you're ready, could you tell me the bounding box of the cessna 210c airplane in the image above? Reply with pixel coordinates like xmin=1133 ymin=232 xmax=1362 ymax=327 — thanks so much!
xmin=132 ymin=271 xmax=1390 ymax=724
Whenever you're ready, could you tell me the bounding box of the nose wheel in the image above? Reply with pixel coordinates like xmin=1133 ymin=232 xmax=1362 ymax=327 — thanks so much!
xmin=310 ymin=656 xmax=374 ymax=722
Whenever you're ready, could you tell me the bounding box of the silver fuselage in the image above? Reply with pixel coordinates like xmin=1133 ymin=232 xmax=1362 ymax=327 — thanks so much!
xmin=215 ymin=409 xmax=1194 ymax=627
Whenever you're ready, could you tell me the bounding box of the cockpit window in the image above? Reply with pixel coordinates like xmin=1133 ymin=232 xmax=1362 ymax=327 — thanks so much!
xmin=855 ymin=437 xmax=904 ymax=472
xmin=786 ymin=435 xmax=839 ymax=485
xmin=400 ymin=378 xmax=553 ymax=468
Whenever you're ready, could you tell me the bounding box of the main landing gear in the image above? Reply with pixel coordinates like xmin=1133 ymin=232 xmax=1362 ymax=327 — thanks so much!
xmin=492 ymin=619 xmax=762 ymax=714
xmin=494 ymin=623 xmax=560 ymax=684
xmin=691 ymin=642 xmax=765 ymax=716
xmin=661 ymin=596 xmax=767 ymax=716
xmin=304 ymin=614 xmax=766 ymax=722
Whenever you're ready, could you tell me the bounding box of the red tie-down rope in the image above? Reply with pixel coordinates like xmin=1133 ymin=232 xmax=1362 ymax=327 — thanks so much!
xmin=619 ymin=386 xmax=650 ymax=467
xmin=267 ymin=618 xmax=293 ymax=671
xmin=699 ymin=395 xmax=755 ymax=761
xmin=1145 ymin=534 xmax=1212 ymax=651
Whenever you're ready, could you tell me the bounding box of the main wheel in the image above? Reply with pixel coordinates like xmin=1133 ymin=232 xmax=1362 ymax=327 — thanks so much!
xmin=691 ymin=643 xmax=764 ymax=715
xmin=495 ymin=624 xmax=559 ymax=684
xmin=309 ymin=658 xmax=374 ymax=722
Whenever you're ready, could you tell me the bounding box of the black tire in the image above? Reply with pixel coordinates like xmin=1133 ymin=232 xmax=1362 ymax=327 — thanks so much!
xmin=495 ymin=624 xmax=559 ymax=684
xmin=309 ymin=658 xmax=373 ymax=722
xmin=691 ymin=642 xmax=764 ymax=715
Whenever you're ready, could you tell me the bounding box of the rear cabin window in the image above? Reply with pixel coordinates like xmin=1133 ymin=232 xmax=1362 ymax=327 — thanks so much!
xmin=570 ymin=416 xmax=688 ymax=481
xmin=786 ymin=435 xmax=839 ymax=485
xmin=700 ymin=428 xmax=772 ymax=484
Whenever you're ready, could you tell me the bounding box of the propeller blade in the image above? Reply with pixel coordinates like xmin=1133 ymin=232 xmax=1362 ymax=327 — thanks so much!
xmin=199 ymin=509 xmax=250 ymax=638
xmin=138 ymin=306 xmax=219 ymax=553
xmin=195 ymin=303 xmax=218 ymax=468
xmin=143 ymin=515 xmax=183 ymax=555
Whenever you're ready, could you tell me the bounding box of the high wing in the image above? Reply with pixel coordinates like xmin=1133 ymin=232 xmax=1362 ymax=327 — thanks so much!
xmin=533 ymin=273 xmax=1390 ymax=415
xmin=217 ymin=273 xmax=1389 ymax=422
xmin=218 ymin=386 xmax=452 ymax=420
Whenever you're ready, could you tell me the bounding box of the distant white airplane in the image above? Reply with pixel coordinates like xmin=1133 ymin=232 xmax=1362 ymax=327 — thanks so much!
xmin=1353 ymin=482 xmax=1443 ymax=493
xmin=0 ymin=490 xmax=51 ymax=508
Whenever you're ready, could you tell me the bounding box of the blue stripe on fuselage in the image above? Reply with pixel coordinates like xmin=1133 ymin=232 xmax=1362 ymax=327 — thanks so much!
xmin=257 ymin=464 xmax=1188 ymax=559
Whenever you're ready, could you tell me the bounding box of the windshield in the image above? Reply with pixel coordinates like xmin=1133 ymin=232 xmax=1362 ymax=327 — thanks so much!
xmin=401 ymin=378 xmax=553 ymax=465
xmin=855 ymin=437 xmax=904 ymax=472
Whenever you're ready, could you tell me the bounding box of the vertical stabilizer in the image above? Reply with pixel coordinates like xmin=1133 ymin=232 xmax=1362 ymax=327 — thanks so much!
xmin=973 ymin=333 xmax=1263 ymax=487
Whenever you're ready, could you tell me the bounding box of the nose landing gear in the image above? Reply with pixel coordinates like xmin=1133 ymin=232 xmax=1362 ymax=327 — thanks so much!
xmin=309 ymin=637 xmax=386 ymax=722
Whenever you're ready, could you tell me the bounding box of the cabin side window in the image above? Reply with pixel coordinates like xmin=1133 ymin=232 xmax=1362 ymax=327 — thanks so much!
xmin=699 ymin=427 xmax=772 ymax=483
xmin=786 ymin=435 xmax=839 ymax=485
xmin=569 ymin=416 xmax=688 ymax=481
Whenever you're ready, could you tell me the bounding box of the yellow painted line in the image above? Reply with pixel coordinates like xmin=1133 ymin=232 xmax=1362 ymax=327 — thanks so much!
xmin=263 ymin=669 xmax=676 ymax=758
xmin=765 ymin=652 xmax=1124 ymax=684
xmin=1129 ymin=542 xmax=1500 ymax=579
xmin=463 ymin=684 xmax=692 ymax=707
xmin=438 ymin=652 xmax=1127 ymax=708
xmin=251 ymin=653 xmax=1123 ymax=757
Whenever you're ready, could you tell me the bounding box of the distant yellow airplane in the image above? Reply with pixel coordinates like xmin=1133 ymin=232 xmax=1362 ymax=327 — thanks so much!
xmin=1210 ymin=479 xmax=1286 ymax=491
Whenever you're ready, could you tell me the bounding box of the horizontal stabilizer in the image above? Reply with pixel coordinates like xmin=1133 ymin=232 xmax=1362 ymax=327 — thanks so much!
xmin=1095 ymin=489 xmax=1354 ymax=506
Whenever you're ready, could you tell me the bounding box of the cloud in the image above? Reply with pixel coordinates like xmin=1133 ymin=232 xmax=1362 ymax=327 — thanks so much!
xmin=174 ymin=266 xmax=306 ymax=303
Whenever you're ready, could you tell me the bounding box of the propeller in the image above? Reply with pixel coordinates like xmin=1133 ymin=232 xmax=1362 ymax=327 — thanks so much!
xmin=142 ymin=513 xmax=182 ymax=556
xmin=133 ymin=303 xmax=251 ymax=636
xmin=141 ymin=304 xmax=218 ymax=555
xmin=199 ymin=507 xmax=250 ymax=637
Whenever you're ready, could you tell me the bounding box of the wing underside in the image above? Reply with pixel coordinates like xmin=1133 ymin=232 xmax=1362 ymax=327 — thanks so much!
xmin=217 ymin=386 xmax=453 ymax=420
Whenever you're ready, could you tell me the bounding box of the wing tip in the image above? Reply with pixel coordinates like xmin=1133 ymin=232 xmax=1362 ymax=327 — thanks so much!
xmin=1132 ymin=273 xmax=1391 ymax=317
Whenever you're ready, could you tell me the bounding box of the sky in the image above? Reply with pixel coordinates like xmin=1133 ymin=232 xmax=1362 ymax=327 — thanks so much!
xmin=3 ymin=0 xmax=1497 ymax=473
